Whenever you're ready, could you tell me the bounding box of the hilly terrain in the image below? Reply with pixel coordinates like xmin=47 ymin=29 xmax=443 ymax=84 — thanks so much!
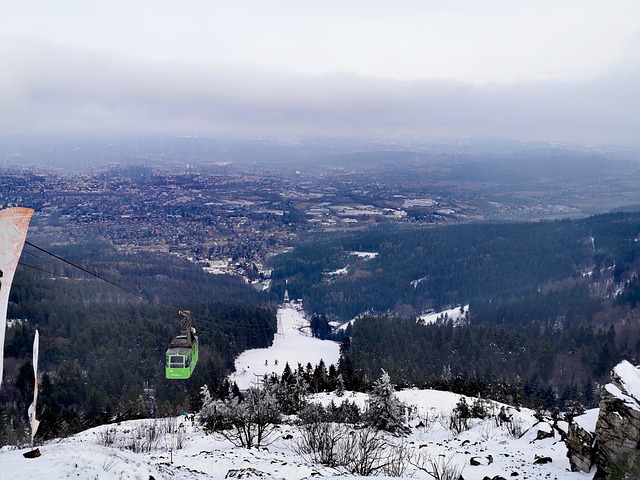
xmin=269 ymin=211 xmax=640 ymax=409
xmin=271 ymin=211 xmax=640 ymax=322
xmin=2 ymin=210 xmax=640 ymax=470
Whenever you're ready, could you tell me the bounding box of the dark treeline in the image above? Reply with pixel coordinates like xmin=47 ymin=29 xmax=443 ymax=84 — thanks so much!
xmin=1 ymin=243 xmax=277 ymax=445
xmin=340 ymin=315 xmax=625 ymax=411
xmin=310 ymin=313 xmax=349 ymax=342
xmin=271 ymin=211 xmax=640 ymax=321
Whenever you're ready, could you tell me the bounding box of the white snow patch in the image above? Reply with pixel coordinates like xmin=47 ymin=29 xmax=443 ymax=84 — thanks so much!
xmin=612 ymin=359 xmax=640 ymax=404
xmin=336 ymin=319 xmax=354 ymax=332
xmin=605 ymin=383 xmax=640 ymax=412
xmin=574 ymin=408 xmax=599 ymax=432
xmin=6 ymin=319 xmax=27 ymax=329
xmin=410 ymin=275 xmax=429 ymax=288
xmin=326 ymin=267 xmax=348 ymax=276
xmin=418 ymin=305 xmax=469 ymax=325
xmin=346 ymin=251 xmax=378 ymax=260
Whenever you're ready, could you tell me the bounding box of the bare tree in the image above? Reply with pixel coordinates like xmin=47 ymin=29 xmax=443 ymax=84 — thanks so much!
xmin=410 ymin=451 xmax=465 ymax=480
xmin=294 ymin=421 xmax=350 ymax=467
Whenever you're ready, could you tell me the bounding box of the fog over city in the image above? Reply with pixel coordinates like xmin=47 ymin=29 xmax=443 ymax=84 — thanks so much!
xmin=1 ymin=0 xmax=639 ymax=143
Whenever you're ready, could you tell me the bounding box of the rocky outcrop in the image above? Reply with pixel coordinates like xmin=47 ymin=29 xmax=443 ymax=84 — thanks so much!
xmin=593 ymin=360 xmax=640 ymax=479
xmin=225 ymin=467 xmax=285 ymax=479
xmin=565 ymin=419 xmax=595 ymax=472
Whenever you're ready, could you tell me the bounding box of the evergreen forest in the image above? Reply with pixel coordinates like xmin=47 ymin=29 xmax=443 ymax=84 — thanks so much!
xmin=272 ymin=211 xmax=640 ymax=409
xmin=1 ymin=243 xmax=277 ymax=444
xmin=271 ymin=212 xmax=640 ymax=322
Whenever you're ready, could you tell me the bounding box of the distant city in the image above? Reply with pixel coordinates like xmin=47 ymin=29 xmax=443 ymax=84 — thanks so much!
xmin=2 ymin=136 xmax=639 ymax=283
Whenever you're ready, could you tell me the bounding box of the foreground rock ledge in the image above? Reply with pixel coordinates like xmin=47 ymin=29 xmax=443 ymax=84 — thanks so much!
xmin=594 ymin=360 xmax=640 ymax=479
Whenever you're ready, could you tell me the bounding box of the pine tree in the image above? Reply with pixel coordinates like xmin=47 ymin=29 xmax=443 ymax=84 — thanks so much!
xmin=335 ymin=373 xmax=345 ymax=397
xmin=365 ymin=370 xmax=410 ymax=435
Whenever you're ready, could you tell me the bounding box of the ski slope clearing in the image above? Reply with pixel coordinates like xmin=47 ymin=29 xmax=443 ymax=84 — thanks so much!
xmin=229 ymin=302 xmax=341 ymax=390
xmin=0 ymin=389 xmax=593 ymax=479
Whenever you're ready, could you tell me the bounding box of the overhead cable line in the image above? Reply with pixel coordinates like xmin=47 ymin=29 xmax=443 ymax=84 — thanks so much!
xmin=21 ymin=248 xmax=50 ymax=263
xmin=17 ymin=262 xmax=57 ymax=276
xmin=21 ymin=240 xmax=278 ymax=339
xmin=24 ymin=240 xmax=148 ymax=302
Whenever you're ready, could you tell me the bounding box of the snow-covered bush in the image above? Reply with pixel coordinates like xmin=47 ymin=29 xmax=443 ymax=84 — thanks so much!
xmin=448 ymin=397 xmax=493 ymax=434
xmin=365 ymin=370 xmax=410 ymax=435
xmin=197 ymin=384 xmax=281 ymax=448
xmin=343 ymin=426 xmax=401 ymax=476
xmin=297 ymin=400 xmax=362 ymax=425
xmin=93 ymin=417 xmax=188 ymax=454
xmin=504 ymin=416 xmax=525 ymax=438
xmin=263 ymin=367 xmax=309 ymax=414
xmin=416 ymin=407 xmax=439 ymax=432
xmin=449 ymin=398 xmax=471 ymax=433
xmin=470 ymin=397 xmax=492 ymax=419
xmin=297 ymin=402 xmax=327 ymax=425
xmin=335 ymin=373 xmax=345 ymax=397
xmin=96 ymin=427 xmax=117 ymax=447
xmin=124 ymin=420 xmax=166 ymax=453
xmin=327 ymin=399 xmax=362 ymax=424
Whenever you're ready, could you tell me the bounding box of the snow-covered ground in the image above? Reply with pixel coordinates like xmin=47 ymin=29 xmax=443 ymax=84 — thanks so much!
xmin=0 ymin=388 xmax=594 ymax=479
xmin=229 ymin=302 xmax=341 ymax=390
xmin=0 ymin=302 xmax=596 ymax=479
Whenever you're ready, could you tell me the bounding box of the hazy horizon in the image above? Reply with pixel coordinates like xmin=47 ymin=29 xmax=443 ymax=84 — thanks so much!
xmin=1 ymin=1 xmax=639 ymax=144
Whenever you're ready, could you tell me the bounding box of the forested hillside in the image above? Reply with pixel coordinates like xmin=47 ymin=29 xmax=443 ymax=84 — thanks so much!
xmin=339 ymin=316 xmax=621 ymax=410
xmin=272 ymin=212 xmax=640 ymax=410
xmin=5 ymin=212 xmax=640 ymax=446
xmin=271 ymin=211 xmax=640 ymax=321
xmin=1 ymin=243 xmax=277 ymax=445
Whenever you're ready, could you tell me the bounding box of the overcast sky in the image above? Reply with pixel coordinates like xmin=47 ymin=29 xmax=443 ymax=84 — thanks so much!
xmin=1 ymin=0 xmax=639 ymax=143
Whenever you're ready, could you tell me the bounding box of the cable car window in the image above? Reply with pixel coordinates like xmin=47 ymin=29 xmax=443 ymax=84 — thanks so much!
xmin=170 ymin=356 xmax=184 ymax=368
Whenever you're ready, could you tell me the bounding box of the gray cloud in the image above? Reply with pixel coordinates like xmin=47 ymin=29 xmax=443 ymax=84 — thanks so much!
xmin=1 ymin=37 xmax=639 ymax=144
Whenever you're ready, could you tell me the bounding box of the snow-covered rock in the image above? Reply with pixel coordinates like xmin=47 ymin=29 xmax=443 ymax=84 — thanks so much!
xmin=566 ymin=409 xmax=598 ymax=473
xmin=594 ymin=360 xmax=640 ymax=479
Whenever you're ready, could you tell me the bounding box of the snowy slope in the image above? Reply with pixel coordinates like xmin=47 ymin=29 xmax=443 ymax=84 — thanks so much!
xmin=0 ymin=303 xmax=595 ymax=479
xmin=229 ymin=302 xmax=341 ymax=390
xmin=312 ymin=389 xmax=590 ymax=479
xmin=417 ymin=305 xmax=469 ymax=325
xmin=1 ymin=389 xmax=594 ymax=480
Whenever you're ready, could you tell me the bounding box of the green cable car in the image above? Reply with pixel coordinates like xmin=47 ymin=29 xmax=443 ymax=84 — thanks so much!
xmin=165 ymin=310 xmax=199 ymax=380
